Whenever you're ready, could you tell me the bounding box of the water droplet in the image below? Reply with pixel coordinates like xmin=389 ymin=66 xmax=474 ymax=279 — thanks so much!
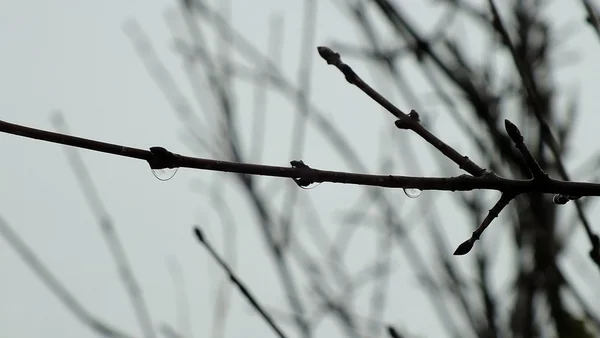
xmin=152 ymin=167 xmax=179 ymax=181
xmin=298 ymin=181 xmax=322 ymax=190
xmin=403 ymin=188 xmax=422 ymax=198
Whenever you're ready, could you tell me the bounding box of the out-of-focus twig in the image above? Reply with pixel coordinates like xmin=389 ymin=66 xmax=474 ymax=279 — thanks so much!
xmin=123 ymin=20 xmax=220 ymax=159
xmin=193 ymin=227 xmax=288 ymax=338
xmin=250 ymin=13 xmax=283 ymax=162
xmin=279 ymin=0 xmax=318 ymax=251
xmin=0 ymin=216 xmax=137 ymax=338
xmin=166 ymin=258 xmax=191 ymax=338
xmin=51 ymin=112 xmax=157 ymax=338
xmin=176 ymin=4 xmax=311 ymax=336
xmin=581 ymin=0 xmax=600 ymax=40
xmin=486 ymin=0 xmax=599 ymax=266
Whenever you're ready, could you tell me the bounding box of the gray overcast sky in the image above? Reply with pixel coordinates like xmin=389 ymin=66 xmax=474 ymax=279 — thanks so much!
xmin=2 ymin=1 xmax=600 ymax=337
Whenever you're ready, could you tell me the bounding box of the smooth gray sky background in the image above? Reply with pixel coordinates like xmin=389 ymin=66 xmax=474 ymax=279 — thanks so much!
xmin=2 ymin=1 xmax=600 ymax=337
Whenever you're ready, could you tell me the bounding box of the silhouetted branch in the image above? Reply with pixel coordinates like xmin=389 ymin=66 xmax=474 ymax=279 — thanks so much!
xmin=454 ymin=192 xmax=516 ymax=255
xmin=5 ymin=118 xmax=600 ymax=197
xmin=316 ymin=41 xmax=600 ymax=264
xmin=9 ymin=1 xmax=600 ymax=338
xmin=317 ymin=45 xmax=486 ymax=177
xmin=337 ymin=8 xmax=503 ymax=331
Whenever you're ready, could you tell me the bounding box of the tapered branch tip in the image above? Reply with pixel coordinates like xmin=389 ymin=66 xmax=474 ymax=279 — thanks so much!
xmin=504 ymin=119 xmax=523 ymax=143
xmin=453 ymin=240 xmax=473 ymax=255
xmin=194 ymin=227 xmax=204 ymax=243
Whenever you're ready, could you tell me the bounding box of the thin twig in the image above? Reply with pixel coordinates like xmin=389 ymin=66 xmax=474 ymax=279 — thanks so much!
xmin=454 ymin=192 xmax=516 ymax=255
xmin=316 ymin=45 xmax=487 ymax=177
xmin=317 ymin=39 xmax=600 ymax=264
xmin=345 ymin=9 xmax=497 ymax=331
xmin=504 ymin=120 xmax=548 ymax=181
xmin=193 ymin=227 xmax=288 ymax=338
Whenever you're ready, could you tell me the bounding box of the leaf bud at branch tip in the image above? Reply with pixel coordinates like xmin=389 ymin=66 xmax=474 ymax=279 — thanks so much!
xmin=317 ymin=46 xmax=340 ymax=65
xmin=453 ymin=239 xmax=473 ymax=255
xmin=504 ymin=119 xmax=523 ymax=143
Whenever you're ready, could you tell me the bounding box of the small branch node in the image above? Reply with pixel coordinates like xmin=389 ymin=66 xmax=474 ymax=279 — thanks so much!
xmin=148 ymin=146 xmax=179 ymax=170
xmin=394 ymin=117 xmax=413 ymax=130
xmin=290 ymin=160 xmax=318 ymax=187
xmin=395 ymin=110 xmax=420 ymax=129
xmin=408 ymin=109 xmax=421 ymax=122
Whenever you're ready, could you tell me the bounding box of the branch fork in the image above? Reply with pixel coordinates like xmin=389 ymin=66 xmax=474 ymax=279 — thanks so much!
xmin=317 ymin=45 xmax=599 ymax=259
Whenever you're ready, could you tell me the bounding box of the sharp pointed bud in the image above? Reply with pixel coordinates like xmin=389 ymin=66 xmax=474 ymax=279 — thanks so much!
xmin=194 ymin=227 xmax=205 ymax=242
xmin=504 ymin=119 xmax=523 ymax=143
xmin=453 ymin=240 xmax=473 ymax=255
